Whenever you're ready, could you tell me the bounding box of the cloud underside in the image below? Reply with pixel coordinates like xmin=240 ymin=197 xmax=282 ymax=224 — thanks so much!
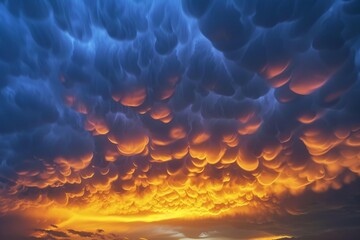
xmin=0 ymin=0 xmax=360 ymax=238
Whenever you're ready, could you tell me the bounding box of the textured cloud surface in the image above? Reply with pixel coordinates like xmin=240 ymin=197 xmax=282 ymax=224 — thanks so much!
xmin=0 ymin=0 xmax=360 ymax=238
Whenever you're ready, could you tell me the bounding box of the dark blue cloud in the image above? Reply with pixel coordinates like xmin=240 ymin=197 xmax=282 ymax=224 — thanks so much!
xmin=0 ymin=0 xmax=359 ymax=238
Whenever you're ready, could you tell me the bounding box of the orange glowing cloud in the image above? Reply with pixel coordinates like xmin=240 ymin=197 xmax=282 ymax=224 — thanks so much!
xmin=1 ymin=2 xmax=360 ymax=238
xmin=113 ymin=86 xmax=147 ymax=107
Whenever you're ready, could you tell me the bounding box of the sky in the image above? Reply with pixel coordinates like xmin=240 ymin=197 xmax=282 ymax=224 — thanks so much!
xmin=0 ymin=0 xmax=360 ymax=239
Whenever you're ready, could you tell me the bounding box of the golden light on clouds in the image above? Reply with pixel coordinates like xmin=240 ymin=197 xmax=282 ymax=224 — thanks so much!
xmin=1 ymin=0 xmax=360 ymax=239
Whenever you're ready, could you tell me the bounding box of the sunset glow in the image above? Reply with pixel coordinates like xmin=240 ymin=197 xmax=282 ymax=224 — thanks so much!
xmin=1 ymin=0 xmax=360 ymax=239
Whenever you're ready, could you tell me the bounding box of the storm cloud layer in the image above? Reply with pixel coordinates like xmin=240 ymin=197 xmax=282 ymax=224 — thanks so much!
xmin=0 ymin=0 xmax=360 ymax=229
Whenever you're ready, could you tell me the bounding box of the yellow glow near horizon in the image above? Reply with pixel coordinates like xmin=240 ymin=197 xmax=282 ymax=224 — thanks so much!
xmin=46 ymin=201 xmax=250 ymax=229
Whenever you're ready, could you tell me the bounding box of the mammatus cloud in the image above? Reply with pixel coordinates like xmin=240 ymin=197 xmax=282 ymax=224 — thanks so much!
xmin=0 ymin=0 xmax=360 ymax=238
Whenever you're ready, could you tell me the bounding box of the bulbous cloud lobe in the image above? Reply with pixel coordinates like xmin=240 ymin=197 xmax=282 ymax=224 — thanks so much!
xmin=0 ymin=0 xmax=360 ymax=219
